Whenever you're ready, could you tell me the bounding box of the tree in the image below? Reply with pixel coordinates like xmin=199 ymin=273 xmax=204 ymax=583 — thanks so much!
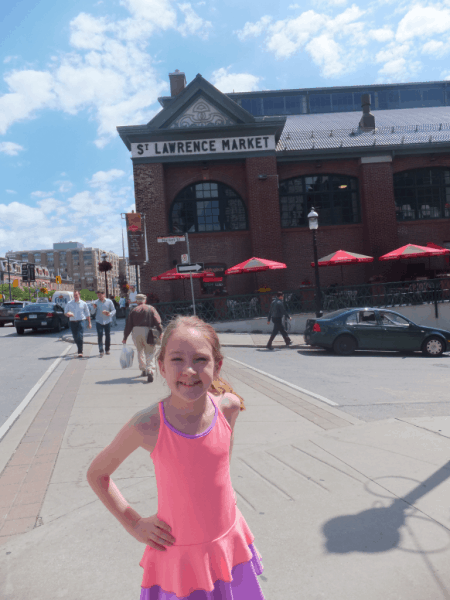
xmin=80 ymin=289 xmax=98 ymax=301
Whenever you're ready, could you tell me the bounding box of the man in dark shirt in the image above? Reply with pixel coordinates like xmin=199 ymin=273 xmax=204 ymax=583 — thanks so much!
xmin=266 ymin=291 xmax=292 ymax=350
xmin=122 ymin=294 xmax=163 ymax=382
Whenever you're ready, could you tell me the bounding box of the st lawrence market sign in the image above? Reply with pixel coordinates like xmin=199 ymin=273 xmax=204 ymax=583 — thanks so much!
xmin=131 ymin=135 xmax=276 ymax=158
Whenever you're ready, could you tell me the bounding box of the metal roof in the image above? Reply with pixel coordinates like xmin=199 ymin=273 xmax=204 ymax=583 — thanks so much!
xmin=277 ymin=106 xmax=450 ymax=152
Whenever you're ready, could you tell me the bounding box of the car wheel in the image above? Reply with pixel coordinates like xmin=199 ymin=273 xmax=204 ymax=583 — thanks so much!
xmin=16 ymin=327 xmax=24 ymax=335
xmin=0 ymin=322 xmax=4 ymax=327
xmin=333 ymin=334 xmax=357 ymax=356
xmin=422 ymin=336 xmax=445 ymax=357
xmin=53 ymin=320 xmax=62 ymax=333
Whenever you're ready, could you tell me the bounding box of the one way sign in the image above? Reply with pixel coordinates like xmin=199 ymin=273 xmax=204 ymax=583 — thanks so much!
xmin=177 ymin=262 xmax=204 ymax=273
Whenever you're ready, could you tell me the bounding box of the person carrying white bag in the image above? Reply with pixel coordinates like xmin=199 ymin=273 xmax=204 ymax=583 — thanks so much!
xmin=122 ymin=294 xmax=163 ymax=383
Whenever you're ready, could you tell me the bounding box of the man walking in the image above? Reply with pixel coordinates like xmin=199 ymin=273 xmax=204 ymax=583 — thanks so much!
xmin=109 ymin=295 xmax=118 ymax=326
xmin=65 ymin=290 xmax=92 ymax=358
xmin=122 ymin=294 xmax=162 ymax=382
xmin=266 ymin=291 xmax=292 ymax=350
xmin=126 ymin=285 xmax=137 ymax=319
xmin=93 ymin=291 xmax=116 ymax=356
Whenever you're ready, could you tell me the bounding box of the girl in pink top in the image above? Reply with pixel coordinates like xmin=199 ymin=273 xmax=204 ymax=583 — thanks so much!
xmin=87 ymin=315 xmax=265 ymax=599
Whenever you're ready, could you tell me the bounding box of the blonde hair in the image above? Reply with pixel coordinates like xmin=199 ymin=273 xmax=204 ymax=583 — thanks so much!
xmin=156 ymin=315 xmax=245 ymax=411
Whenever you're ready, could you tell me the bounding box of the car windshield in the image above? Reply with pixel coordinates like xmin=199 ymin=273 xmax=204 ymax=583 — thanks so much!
xmin=21 ymin=304 xmax=55 ymax=312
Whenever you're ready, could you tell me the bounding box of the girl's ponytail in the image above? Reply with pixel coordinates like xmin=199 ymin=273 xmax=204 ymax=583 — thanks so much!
xmin=209 ymin=376 xmax=246 ymax=411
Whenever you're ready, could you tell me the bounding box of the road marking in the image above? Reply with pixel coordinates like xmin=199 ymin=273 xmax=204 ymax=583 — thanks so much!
xmin=225 ymin=356 xmax=339 ymax=406
xmin=0 ymin=343 xmax=73 ymax=442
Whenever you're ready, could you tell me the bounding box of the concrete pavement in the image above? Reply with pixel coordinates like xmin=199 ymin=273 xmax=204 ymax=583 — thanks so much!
xmin=1 ymin=327 xmax=450 ymax=599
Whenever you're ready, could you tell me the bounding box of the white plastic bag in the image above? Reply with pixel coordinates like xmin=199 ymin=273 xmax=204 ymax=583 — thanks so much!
xmin=120 ymin=345 xmax=134 ymax=369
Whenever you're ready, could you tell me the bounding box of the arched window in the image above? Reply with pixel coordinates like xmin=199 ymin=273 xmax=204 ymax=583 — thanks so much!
xmin=170 ymin=182 xmax=248 ymax=233
xmin=394 ymin=168 xmax=450 ymax=221
xmin=279 ymin=174 xmax=360 ymax=227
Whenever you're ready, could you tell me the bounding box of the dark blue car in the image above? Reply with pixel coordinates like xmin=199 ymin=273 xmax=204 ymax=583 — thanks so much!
xmin=304 ymin=308 xmax=450 ymax=356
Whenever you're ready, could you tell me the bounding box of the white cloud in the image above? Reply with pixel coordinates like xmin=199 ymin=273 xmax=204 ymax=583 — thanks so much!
xmin=6 ymin=189 xmax=17 ymax=194
xmin=377 ymin=57 xmax=421 ymax=81
xmin=265 ymin=11 xmax=326 ymax=59
xmin=89 ymin=169 xmax=126 ymax=187
xmin=211 ymin=67 xmax=261 ymax=93
xmin=368 ymin=27 xmax=394 ymax=42
xmin=396 ymin=5 xmax=450 ymax=42
xmin=178 ymin=3 xmax=212 ymax=39
xmin=56 ymin=181 xmax=73 ymax=193
xmin=314 ymin=0 xmax=347 ymax=5
xmin=422 ymin=39 xmax=450 ymax=57
xmin=235 ymin=16 xmax=272 ymax=41
xmin=0 ymin=1 xmax=213 ymax=147
xmin=0 ymin=141 xmax=24 ymax=156
xmin=37 ymin=198 xmax=67 ymax=215
xmin=0 ymin=70 xmax=56 ymax=135
xmin=306 ymin=35 xmax=345 ymax=77
xmin=31 ymin=190 xmax=55 ymax=198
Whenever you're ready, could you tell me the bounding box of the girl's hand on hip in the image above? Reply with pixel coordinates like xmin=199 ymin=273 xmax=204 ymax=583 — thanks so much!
xmin=133 ymin=514 xmax=176 ymax=551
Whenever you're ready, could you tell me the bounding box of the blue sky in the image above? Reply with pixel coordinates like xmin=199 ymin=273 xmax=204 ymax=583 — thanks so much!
xmin=2 ymin=0 xmax=450 ymax=257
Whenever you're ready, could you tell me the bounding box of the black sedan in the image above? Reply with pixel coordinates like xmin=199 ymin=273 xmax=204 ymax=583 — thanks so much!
xmin=14 ymin=303 xmax=70 ymax=334
xmin=304 ymin=308 xmax=450 ymax=356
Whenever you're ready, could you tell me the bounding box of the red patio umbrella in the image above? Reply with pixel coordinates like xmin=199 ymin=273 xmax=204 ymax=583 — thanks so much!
xmin=311 ymin=249 xmax=374 ymax=283
xmin=427 ymin=242 xmax=450 ymax=267
xmin=379 ymin=243 xmax=450 ymax=277
xmin=225 ymin=257 xmax=287 ymax=275
xmin=378 ymin=244 xmax=449 ymax=261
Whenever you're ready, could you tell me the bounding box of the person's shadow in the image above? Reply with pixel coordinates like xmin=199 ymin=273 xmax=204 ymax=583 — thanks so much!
xmin=323 ymin=460 xmax=450 ymax=555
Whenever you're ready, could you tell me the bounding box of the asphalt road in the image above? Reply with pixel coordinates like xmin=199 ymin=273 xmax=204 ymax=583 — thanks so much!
xmin=0 ymin=323 xmax=73 ymax=429
xmin=0 ymin=319 xmax=127 ymax=430
xmin=223 ymin=345 xmax=450 ymax=422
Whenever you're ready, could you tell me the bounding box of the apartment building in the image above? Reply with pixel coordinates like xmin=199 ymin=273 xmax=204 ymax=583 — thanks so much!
xmin=6 ymin=242 xmax=120 ymax=295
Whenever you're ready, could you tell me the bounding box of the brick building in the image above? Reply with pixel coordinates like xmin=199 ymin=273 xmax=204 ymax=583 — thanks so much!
xmin=7 ymin=243 xmax=119 ymax=295
xmin=117 ymin=72 xmax=450 ymax=303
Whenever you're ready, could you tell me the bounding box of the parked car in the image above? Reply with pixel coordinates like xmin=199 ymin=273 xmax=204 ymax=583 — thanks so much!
xmin=0 ymin=301 xmax=32 ymax=326
xmin=14 ymin=302 xmax=70 ymax=334
xmin=304 ymin=308 xmax=450 ymax=357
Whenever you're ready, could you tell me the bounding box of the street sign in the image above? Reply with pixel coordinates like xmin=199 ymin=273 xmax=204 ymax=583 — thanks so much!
xmin=158 ymin=236 xmax=185 ymax=245
xmin=126 ymin=213 xmax=146 ymax=264
xmin=181 ymin=254 xmax=188 ymax=264
xmin=177 ymin=263 xmax=204 ymax=274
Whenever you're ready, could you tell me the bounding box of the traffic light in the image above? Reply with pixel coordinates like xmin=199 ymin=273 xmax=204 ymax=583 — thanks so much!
xmin=55 ymin=275 xmax=62 ymax=284
xmin=21 ymin=263 xmax=28 ymax=282
xmin=28 ymin=264 xmax=35 ymax=282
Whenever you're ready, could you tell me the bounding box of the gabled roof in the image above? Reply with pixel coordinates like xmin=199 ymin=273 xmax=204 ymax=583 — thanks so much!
xmin=146 ymin=74 xmax=256 ymax=130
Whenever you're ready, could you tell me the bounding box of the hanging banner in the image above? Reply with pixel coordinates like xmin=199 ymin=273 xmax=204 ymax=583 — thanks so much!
xmin=126 ymin=213 xmax=146 ymax=265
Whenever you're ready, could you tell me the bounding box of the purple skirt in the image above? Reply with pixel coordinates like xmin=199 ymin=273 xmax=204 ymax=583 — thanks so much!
xmin=139 ymin=543 xmax=265 ymax=600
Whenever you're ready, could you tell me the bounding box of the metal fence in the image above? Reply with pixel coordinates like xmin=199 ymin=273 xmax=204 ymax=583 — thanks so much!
xmin=149 ymin=277 xmax=450 ymax=325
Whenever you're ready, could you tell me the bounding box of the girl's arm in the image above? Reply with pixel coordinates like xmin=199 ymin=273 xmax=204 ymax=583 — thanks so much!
xmin=86 ymin=417 xmax=145 ymax=540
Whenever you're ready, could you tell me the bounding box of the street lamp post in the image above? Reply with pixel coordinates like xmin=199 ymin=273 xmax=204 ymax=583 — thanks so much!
xmin=101 ymin=252 xmax=109 ymax=297
xmin=308 ymin=207 xmax=323 ymax=318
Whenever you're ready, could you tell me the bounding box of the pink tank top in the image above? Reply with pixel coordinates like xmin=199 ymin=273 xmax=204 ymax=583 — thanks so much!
xmin=139 ymin=393 xmax=257 ymax=597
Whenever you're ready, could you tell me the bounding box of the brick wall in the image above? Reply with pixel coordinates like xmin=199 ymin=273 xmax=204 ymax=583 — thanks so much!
xmin=131 ymin=153 xmax=450 ymax=302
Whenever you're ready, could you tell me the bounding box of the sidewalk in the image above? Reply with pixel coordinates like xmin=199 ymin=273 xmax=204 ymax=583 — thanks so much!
xmin=1 ymin=328 xmax=450 ymax=599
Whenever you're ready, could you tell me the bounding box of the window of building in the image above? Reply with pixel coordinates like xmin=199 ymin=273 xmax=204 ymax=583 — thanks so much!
xmin=170 ymin=182 xmax=248 ymax=233
xmin=394 ymin=168 xmax=450 ymax=221
xmin=279 ymin=174 xmax=360 ymax=227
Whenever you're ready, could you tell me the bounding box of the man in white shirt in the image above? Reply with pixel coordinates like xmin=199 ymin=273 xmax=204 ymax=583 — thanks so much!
xmin=93 ymin=291 xmax=116 ymax=356
xmin=64 ymin=290 xmax=92 ymax=358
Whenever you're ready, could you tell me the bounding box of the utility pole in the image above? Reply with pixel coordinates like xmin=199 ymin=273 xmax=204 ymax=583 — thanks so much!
xmin=7 ymin=255 xmax=12 ymax=301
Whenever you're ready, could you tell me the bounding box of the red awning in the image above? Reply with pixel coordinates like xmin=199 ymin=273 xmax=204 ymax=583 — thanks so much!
xmin=225 ymin=257 xmax=287 ymax=275
xmin=151 ymin=268 xmax=215 ymax=281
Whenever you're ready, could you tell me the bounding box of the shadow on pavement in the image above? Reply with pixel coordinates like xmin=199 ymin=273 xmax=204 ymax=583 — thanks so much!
xmin=323 ymin=461 xmax=450 ymax=586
